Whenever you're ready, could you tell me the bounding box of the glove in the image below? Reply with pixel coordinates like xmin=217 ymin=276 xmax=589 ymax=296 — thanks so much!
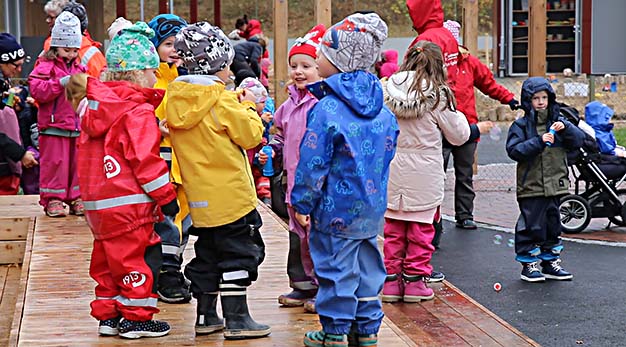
xmin=160 ymin=198 xmax=179 ymax=218
xmin=59 ymin=75 xmax=71 ymax=87
xmin=508 ymin=99 xmax=520 ymax=111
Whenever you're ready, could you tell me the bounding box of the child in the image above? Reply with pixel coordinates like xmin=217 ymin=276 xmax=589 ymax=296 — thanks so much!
xmin=290 ymin=13 xmax=398 ymax=347
xmin=237 ymin=76 xmax=272 ymax=204
xmin=381 ymin=41 xmax=470 ymax=303
xmin=147 ymin=13 xmax=192 ymax=304
xmin=271 ymin=24 xmax=325 ymax=311
xmin=166 ymin=22 xmax=270 ymax=339
xmin=29 ymin=11 xmax=86 ymax=217
xmin=377 ymin=49 xmax=399 ymax=78
xmin=506 ymin=77 xmax=584 ymax=282
xmin=64 ymin=21 xmax=177 ymax=338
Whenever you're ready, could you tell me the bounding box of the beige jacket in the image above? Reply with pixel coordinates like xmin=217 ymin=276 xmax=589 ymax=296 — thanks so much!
xmin=384 ymin=71 xmax=470 ymax=212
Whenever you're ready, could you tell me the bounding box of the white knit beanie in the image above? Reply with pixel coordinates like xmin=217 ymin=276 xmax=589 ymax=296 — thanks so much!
xmin=107 ymin=17 xmax=133 ymax=40
xmin=50 ymin=11 xmax=82 ymax=48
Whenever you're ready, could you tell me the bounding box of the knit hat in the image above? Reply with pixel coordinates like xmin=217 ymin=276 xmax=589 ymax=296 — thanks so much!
xmin=107 ymin=17 xmax=133 ymax=40
xmin=62 ymin=1 xmax=88 ymax=33
xmin=443 ymin=20 xmax=461 ymax=44
xmin=50 ymin=11 xmax=82 ymax=48
xmin=289 ymin=24 xmax=326 ymax=61
xmin=319 ymin=12 xmax=388 ymax=72
xmin=106 ymin=22 xmax=160 ymax=72
xmin=148 ymin=14 xmax=187 ymax=48
xmin=175 ymin=22 xmax=234 ymax=75
xmin=0 ymin=33 xmax=25 ymax=64
xmin=237 ymin=77 xmax=267 ymax=103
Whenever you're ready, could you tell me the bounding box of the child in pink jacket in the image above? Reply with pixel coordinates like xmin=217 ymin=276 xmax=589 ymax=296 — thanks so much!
xmin=29 ymin=11 xmax=86 ymax=217
xmin=382 ymin=41 xmax=470 ymax=303
xmin=271 ymin=24 xmax=325 ymax=312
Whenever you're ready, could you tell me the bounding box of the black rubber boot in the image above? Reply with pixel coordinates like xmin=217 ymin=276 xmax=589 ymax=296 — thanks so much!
xmin=221 ymin=291 xmax=271 ymax=340
xmin=195 ymin=293 xmax=224 ymax=335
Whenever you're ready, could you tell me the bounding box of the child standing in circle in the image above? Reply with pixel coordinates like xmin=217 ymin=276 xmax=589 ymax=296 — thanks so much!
xmin=272 ymin=24 xmax=325 ymax=311
xmin=381 ymin=41 xmax=470 ymax=303
xmin=29 ymin=11 xmax=86 ymax=217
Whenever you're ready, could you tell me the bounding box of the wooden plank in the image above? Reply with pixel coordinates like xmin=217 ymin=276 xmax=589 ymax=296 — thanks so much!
xmin=0 ymin=218 xmax=30 ymax=241
xmin=314 ymin=0 xmax=332 ymax=29
xmin=529 ymin=0 xmax=547 ymax=76
xmin=0 ymin=196 xmax=43 ymax=218
xmin=463 ymin=0 xmax=479 ymax=56
xmin=0 ymin=266 xmax=20 ymax=347
xmin=0 ymin=241 xmax=25 ymax=264
xmin=273 ymin=0 xmax=289 ymax=106
xmin=8 ymin=217 xmax=35 ymax=347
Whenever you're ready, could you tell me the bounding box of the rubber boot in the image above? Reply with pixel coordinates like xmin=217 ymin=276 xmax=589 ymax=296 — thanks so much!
xmin=221 ymin=291 xmax=271 ymax=339
xmin=432 ymin=219 xmax=443 ymax=249
xmin=195 ymin=293 xmax=224 ymax=335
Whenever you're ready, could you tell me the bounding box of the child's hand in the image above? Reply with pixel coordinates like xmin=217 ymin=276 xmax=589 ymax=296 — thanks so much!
xmin=551 ymin=121 xmax=565 ymax=132
xmin=238 ymin=89 xmax=257 ymax=104
xmin=159 ymin=119 xmax=170 ymax=137
xmin=294 ymin=212 xmax=310 ymax=228
xmin=21 ymin=151 xmax=38 ymax=168
xmin=477 ymin=121 xmax=494 ymax=134
xmin=261 ymin=112 xmax=273 ymax=123
xmin=258 ymin=147 xmax=275 ymax=165
xmin=542 ymin=132 xmax=555 ymax=145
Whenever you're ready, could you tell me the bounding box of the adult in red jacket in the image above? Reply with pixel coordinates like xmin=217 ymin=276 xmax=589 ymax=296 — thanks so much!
xmin=75 ymin=75 xmax=178 ymax=331
xmin=406 ymin=0 xmax=459 ymax=92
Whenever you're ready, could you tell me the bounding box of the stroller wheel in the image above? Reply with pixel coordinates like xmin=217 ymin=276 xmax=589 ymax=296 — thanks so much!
xmin=559 ymin=194 xmax=591 ymax=234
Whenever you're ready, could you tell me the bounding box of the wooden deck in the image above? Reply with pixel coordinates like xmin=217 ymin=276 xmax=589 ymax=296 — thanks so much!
xmin=2 ymin=196 xmax=539 ymax=346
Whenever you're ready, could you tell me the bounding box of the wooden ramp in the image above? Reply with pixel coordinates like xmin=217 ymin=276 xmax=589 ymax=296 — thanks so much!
xmin=4 ymin=196 xmax=538 ymax=346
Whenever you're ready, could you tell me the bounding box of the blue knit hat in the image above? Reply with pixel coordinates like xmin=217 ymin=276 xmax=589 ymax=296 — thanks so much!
xmin=148 ymin=14 xmax=187 ymax=48
xmin=0 ymin=33 xmax=25 ymax=64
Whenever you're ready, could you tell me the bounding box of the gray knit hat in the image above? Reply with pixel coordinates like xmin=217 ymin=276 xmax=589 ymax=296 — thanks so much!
xmin=175 ymin=22 xmax=234 ymax=75
xmin=319 ymin=12 xmax=388 ymax=72
xmin=50 ymin=11 xmax=82 ymax=48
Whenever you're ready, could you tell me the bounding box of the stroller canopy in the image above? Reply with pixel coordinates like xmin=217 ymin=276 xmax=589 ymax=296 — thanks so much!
xmin=585 ymin=101 xmax=617 ymax=155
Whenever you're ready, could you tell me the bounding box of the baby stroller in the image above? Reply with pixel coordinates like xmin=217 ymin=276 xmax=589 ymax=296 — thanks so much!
xmin=558 ymin=104 xmax=626 ymax=233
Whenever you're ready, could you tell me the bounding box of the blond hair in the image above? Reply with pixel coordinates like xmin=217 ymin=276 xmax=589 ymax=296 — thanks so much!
xmin=101 ymin=70 xmax=149 ymax=87
xmin=64 ymin=73 xmax=88 ymax=110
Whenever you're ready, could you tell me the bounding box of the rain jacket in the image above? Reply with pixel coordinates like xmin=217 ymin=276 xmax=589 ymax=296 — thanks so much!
xmin=291 ymin=70 xmax=399 ymax=240
xmin=270 ymin=84 xmax=319 ymax=205
xmin=29 ymin=56 xmax=86 ymax=134
xmin=78 ymin=78 xmax=176 ymax=240
xmin=43 ymin=33 xmax=106 ymax=78
xmin=506 ymin=77 xmax=584 ymax=198
xmin=379 ymin=50 xmax=399 ymax=78
xmin=456 ymin=46 xmax=514 ymax=125
xmin=166 ymin=75 xmax=264 ymax=228
xmin=383 ymin=71 xmax=470 ymax=212
xmin=406 ymin=0 xmax=459 ymax=91
xmin=585 ymin=101 xmax=618 ymax=156
xmin=154 ymin=62 xmax=182 ymax=184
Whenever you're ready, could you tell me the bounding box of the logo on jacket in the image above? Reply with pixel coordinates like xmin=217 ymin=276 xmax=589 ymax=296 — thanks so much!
xmin=104 ymin=155 xmax=121 ymax=178
xmin=123 ymin=271 xmax=147 ymax=288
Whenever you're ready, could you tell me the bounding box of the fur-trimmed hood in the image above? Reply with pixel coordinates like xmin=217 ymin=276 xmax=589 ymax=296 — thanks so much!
xmin=383 ymin=70 xmax=452 ymax=119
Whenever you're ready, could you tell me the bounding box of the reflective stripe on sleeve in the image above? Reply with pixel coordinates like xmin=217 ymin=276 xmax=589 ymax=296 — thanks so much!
xmin=83 ymin=194 xmax=153 ymax=211
xmin=142 ymin=173 xmax=170 ymax=193
xmin=81 ymin=46 xmax=100 ymax=66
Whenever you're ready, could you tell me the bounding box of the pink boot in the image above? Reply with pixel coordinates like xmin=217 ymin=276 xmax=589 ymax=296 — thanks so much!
xmin=381 ymin=274 xmax=403 ymax=303
xmin=403 ymin=274 xmax=434 ymax=303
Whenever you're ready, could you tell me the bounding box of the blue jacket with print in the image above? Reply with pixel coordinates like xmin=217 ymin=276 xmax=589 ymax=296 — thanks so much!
xmin=291 ymin=70 xmax=399 ymax=240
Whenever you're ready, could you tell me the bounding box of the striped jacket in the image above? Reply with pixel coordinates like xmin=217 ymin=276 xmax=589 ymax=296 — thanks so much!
xmin=78 ymin=77 xmax=176 ymax=240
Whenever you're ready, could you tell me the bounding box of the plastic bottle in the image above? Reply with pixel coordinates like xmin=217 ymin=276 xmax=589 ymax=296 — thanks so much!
xmin=545 ymin=128 xmax=557 ymax=147
xmin=261 ymin=145 xmax=274 ymax=177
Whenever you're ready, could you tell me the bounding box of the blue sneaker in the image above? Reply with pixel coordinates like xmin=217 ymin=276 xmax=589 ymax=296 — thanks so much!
xmin=521 ymin=262 xmax=545 ymax=282
xmin=541 ymin=259 xmax=573 ymax=280
xmin=426 ymin=270 xmax=445 ymax=283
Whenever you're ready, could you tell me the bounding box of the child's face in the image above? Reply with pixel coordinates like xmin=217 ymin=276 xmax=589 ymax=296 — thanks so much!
xmin=315 ymin=51 xmax=340 ymax=79
xmin=531 ymin=90 xmax=549 ymax=110
xmin=289 ymin=54 xmax=320 ymax=90
xmin=57 ymin=47 xmax=79 ymax=61
xmin=142 ymin=68 xmax=157 ymax=88
xmin=215 ymin=66 xmax=232 ymax=84
xmin=255 ymin=100 xmax=266 ymax=114
xmin=157 ymin=36 xmax=178 ymax=63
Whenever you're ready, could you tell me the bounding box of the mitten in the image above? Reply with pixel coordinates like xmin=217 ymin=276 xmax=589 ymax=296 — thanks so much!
xmin=508 ymin=99 xmax=520 ymax=111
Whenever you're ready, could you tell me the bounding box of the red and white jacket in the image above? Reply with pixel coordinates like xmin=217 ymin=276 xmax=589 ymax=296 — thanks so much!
xmin=78 ymin=78 xmax=176 ymax=240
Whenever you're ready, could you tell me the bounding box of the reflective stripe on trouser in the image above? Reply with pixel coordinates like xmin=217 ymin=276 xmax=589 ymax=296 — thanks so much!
xmin=310 ymin=231 xmax=385 ymax=335
xmin=515 ymin=196 xmax=563 ymax=263
xmin=184 ymin=209 xmax=265 ymax=294
xmin=89 ymin=223 xmax=162 ymax=321
xmin=39 ymin=135 xmax=80 ymax=207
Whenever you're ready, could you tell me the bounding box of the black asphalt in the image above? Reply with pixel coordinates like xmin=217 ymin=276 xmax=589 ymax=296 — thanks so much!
xmin=432 ymin=220 xmax=626 ymax=346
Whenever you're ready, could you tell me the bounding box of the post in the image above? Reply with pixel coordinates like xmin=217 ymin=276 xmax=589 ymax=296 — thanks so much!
xmin=462 ymin=0 xmax=478 ymax=56
xmin=85 ymin=0 xmax=105 ymax=44
xmin=116 ymin=0 xmax=126 ymax=18
xmin=158 ymin=0 xmax=168 ymax=14
xmin=190 ymin=0 xmax=198 ymax=23
xmin=315 ymin=0 xmax=332 ymax=29
xmin=273 ymin=0 xmax=289 ymax=105
xmin=528 ymin=0 xmax=547 ymax=77
xmin=214 ymin=0 xmax=221 ymax=27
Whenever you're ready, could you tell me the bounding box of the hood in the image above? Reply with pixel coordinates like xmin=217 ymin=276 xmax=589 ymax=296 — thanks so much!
xmin=585 ymin=101 xmax=614 ymax=127
xmin=166 ymin=74 xmax=224 ymax=129
xmin=82 ymin=79 xmax=164 ymax=138
xmin=246 ymin=20 xmax=263 ymax=38
xmin=384 ymin=71 xmax=447 ymax=119
xmin=520 ymin=77 xmax=557 ymax=114
xmin=308 ymin=71 xmax=383 ymax=119
xmin=382 ymin=50 xmax=399 ymax=64
xmin=407 ymin=0 xmax=444 ymax=34
xmin=155 ymin=62 xmax=179 ymax=87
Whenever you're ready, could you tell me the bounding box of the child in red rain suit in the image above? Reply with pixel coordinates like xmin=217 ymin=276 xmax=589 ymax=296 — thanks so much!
xmin=65 ymin=22 xmax=178 ymax=339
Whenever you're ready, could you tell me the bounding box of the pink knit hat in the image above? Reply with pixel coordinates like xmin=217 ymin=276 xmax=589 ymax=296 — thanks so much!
xmin=443 ymin=20 xmax=461 ymax=44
